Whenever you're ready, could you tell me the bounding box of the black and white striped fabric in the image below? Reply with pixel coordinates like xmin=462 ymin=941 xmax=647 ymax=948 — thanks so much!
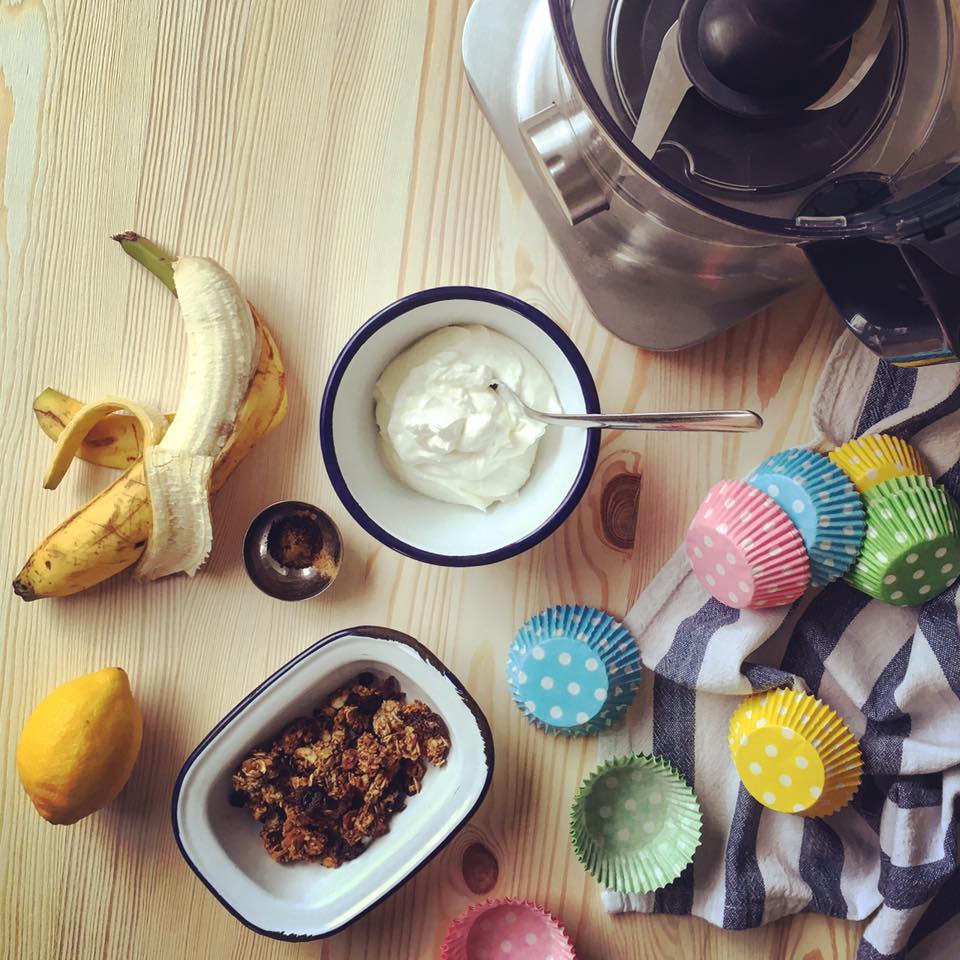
xmin=600 ymin=332 xmax=960 ymax=960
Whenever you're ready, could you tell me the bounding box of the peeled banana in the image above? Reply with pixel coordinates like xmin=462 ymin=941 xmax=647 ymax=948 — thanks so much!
xmin=135 ymin=256 xmax=258 ymax=580
xmin=12 ymin=238 xmax=288 ymax=601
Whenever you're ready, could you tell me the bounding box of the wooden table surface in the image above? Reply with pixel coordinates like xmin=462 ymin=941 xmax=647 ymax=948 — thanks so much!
xmin=1 ymin=2 xmax=863 ymax=958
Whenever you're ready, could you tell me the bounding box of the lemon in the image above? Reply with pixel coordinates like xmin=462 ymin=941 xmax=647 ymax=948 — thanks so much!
xmin=16 ymin=667 xmax=143 ymax=825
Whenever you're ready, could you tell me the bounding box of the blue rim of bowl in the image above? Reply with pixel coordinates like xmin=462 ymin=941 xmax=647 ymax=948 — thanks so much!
xmin=170 ymin=626 xmax=495 ymax=942
xmin=319 ymin=286 xmax=602 ymax=567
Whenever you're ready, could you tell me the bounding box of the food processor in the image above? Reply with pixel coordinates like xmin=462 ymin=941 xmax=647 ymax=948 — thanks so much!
xmin=463 ymin=0 xmax=960 ymax=365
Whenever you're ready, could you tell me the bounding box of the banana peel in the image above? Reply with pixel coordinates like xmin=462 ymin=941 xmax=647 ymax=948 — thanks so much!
xmin=42 ymin=397 xmax=167 ymax=489
xmin=31 ymin=310 xmax=286 ymax=491
xmin=33 ymin=390 xmax=173 ymax=470
xmin=13 ymin=241 xmax=288 ymax=601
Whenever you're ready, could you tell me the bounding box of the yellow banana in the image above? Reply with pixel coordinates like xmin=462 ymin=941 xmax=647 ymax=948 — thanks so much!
xmin=14 ymin=464 xmax=153 ymax=600
xmin=12 ymin=236 xmax=288 ymax=601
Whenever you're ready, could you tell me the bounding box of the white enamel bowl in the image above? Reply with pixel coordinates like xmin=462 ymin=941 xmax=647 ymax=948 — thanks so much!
xmin=319 ymin=287 xmax=601 ymax=566
xmin=172 ymin=627 xmax=493 ymax=940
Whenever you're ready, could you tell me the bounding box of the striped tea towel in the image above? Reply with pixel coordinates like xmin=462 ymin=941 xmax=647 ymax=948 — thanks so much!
xmin=599 ymin=331 xmax=960 ymax=960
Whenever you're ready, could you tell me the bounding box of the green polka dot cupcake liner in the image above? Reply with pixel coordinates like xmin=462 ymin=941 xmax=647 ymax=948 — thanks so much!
xmin=507 ymin=605 xmax=642 ymax=736
xmin=847 ymin=475 xmax=960 ymax=605
xmin=570 ymin=754 xmax=702 ymax=894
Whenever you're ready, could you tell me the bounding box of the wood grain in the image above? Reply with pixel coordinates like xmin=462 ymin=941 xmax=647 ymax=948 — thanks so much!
xmin=0 ymin=2 xmax=862 ymax=958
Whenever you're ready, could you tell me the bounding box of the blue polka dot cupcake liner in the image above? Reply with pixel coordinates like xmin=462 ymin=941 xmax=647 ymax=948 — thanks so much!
xmin=506 ymin=605 xmax=642 ymax=737
xmin=746 ymin=447 xmax=866 ymax=587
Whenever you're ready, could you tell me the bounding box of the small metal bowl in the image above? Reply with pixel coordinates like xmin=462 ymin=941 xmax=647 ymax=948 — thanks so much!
xmin=243 ymin=501 xmax=342 ymax=601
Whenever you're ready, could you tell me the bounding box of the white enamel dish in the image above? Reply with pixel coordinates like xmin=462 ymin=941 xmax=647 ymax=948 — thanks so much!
xmin=171 ymin=627 xmax=494 ymax=940
xmin=319 ymin=286 xmax=601 ymax=566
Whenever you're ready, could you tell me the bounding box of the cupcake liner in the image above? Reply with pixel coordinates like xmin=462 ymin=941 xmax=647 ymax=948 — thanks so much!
xmin=440 ymin=898 xmax=576 ymax=960
xmin=828 ymin=434 xmax=927 ymax=493
xmin=745 ymin=448 xmax=866 ymax=587
xmin=728 ymin=689 xmax=862 ymax=817
xmin=570 ymin=754 xmax=702 ymax=894
xmin=862 ymin=473 xmax=939 ymax=505
xmin=507 ymin=606 xmax=642 ymax=736
xmin=847 ymin=476 xmax=960 ymax=606
xmin=686 ymin=480 xmax=810 ymax=609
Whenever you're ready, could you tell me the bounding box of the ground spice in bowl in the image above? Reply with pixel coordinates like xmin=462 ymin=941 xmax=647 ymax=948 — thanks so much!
xmin=267 ymin=514 xmax=322 ymax=568
xmin=243 ymin=501 xmax=343 ymax=600
xmin=269 ymin=511 xmax=342 ymax=584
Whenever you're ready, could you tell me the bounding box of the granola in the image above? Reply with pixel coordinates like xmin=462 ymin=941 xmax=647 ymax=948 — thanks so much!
xmin=229 ymin=673 xmax=451 ymax=866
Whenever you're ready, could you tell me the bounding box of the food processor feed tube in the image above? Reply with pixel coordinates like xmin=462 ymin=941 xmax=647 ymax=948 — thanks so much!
xmin=463 ymin=0 xmax=960 ymax=364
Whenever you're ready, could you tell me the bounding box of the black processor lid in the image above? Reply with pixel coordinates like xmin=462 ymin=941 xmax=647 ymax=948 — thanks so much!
xmin=550 ymin=0 xmax=960 ymax=241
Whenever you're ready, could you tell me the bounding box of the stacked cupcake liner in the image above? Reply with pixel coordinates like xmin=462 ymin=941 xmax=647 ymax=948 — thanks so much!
xmin=686 ymin=479 xmax=810 ymax=608
xmin=507 ymin=605 xmax=642 ymax=736
xmin=570 ymin=754 xmax=702 ymax=894
xmin=829 ymin=434 xmax=926 ymax=493
xmin=746 ymin=448 xmax=865 ymax=587
xmin=440 ymin=898 xmax=576 ymax=960
xmin=685 ymin=434 xmax=960 ymax=609
xmin=847 ymin=474 xmax=960 ymax=605
xmin=728 ymin=689 xmax=863 ymax=817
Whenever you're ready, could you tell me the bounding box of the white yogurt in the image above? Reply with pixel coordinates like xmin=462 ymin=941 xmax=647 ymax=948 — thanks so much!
xmin=374 ymin=325 xmax=561 ymax=510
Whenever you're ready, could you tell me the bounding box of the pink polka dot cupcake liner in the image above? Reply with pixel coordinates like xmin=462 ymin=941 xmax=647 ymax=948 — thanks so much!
xmin=686 ymin=479 xmax=810 ymax=609
xmin=439 ymin=898 xmax=576 ymax=960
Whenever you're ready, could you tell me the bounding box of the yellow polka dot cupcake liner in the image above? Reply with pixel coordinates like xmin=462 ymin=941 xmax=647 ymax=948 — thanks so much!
xmin=828 ymin=434 xmax=927 ymax=494
xmin=728 ymin=689 xmax=862 ymax=818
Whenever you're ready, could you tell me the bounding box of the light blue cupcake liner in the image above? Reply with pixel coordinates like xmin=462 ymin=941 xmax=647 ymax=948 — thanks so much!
xmin=746 ymin=448 xmax=866 ymax=587
xmin=507 ymin=605 xmax=642 ymax=736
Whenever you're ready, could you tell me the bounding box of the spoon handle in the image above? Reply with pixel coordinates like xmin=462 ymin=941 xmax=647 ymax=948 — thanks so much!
xmin=533 ymin=409 xmax=764 ymax=432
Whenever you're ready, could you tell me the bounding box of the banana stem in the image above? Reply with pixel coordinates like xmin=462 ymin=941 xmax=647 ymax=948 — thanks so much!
xmin=112 ymin=232 xmax=178 ymax=296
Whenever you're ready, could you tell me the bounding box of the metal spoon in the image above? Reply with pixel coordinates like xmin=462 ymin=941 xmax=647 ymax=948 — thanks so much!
xmin=490 ymin=382 xmax=762 ymax=433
